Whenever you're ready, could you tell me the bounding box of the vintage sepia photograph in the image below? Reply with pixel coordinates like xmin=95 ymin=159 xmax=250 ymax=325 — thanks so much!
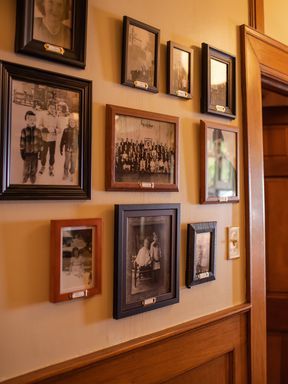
xmin=122 ymin=16 xmax=160 ymax=93
xmin=114 ymin=204 xmax=180 ymax=319
xmin=106 ymin=105 xmax=179 ymax=192
xmin=228 ymin=226 xmax=240 ymax=259
xmin=210 ymin=58 xmax=227 ymax=107
xmin=186 ymin=222 xmax=216 ymax=288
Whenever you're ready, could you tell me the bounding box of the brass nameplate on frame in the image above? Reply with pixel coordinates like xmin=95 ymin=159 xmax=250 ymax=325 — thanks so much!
xmin=70 ymin=290 xmax=88 ymax=300
xmin=216 ymin=105 xmax=226 ymax=113
xmin=44 ymin=43 xmax=65 ymax=55
xmin=134 ymin=80 xmax=149 ymax=90
xmin=218 ymin=196 xmax=229 ymax=203
xmin=198 ymin=272 xmax=210 ymax=279
xmin=139 ymin=182 xmax=155 ymax=189
xmin=176 ymin=90 xmax=189 ymax=98
xmin=142 ymin=297 xmax=157 ymax=306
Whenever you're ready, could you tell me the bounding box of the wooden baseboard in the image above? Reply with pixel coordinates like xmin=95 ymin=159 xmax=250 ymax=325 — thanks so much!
xmin=3 ymin=303 xmax=251 ymax=384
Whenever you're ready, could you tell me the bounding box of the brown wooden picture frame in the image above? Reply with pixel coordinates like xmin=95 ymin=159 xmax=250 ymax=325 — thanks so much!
xmin=106 ymin=104 xmax=179 ymax=192
xmin=201 ymin=43 xmax=236 ymax=119
xmin=200 ymin=120 xmax=239 ymax=204
xmin=167 ymin=41 xmax=193 ymax=99
xmin=50 ymin=218 xmax=102 ymax=303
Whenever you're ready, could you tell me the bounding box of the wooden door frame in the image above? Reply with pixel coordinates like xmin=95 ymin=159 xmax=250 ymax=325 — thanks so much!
xmin=248 ymin=0 xmax=264 ymax=32
xmin=241 ymin=25 xmax=288 ymax=383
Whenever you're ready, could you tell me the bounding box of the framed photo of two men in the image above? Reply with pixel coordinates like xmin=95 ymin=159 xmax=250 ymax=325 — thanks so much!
xmin=0 ymin=61 xmax=92 ymax=200
xmin=15 ymin=0 xmax=88 ymax=68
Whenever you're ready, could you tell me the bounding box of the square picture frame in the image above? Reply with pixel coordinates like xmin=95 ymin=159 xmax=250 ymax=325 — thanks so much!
xmin=121 ymin=16 xmax=160 ymax=93
xmin=201 ymin=43 xmax=236 ymax=119
xmin=106 ymin=104 xmax=179 ymax=192
xmin=50 ymin=218 xmax=102 ymax=303
xmin=200 ymin=120 xmax=239 ymax=204
xmin=15 ymin=0 xmax=88 ymax=68
xmin=186 ymin=222 xmax=216 ymax=288
xmin=167 ymin=41 xmax=193 ymax=99
xmin=0 ymin=61 xmax=92 ymax=200
xmin=114 ymin=204 xmax=180 ymax=319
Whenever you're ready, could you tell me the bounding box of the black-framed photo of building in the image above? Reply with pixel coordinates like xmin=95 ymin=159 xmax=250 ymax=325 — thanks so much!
xmin=186 ymin=222 xmax=216 ymax=288
xmin=167 ymin=41 xmax=193 ymax=99
xmin=0 ymin=61 xmax=92 ymax=200
xmin=106 ymin=104 xmax=179 ymax=192
xmin=201 ymin=43 xmax=236 ymax=119
xmin=114 ymin=204 xmax=180 ymax=319
xmin=121 ymin=16 xmax=160 ymax=93
xmin=200 ymin=120 xmax=239 ymax=204
xmin=15 ymin=0 xmax=88 ymax=68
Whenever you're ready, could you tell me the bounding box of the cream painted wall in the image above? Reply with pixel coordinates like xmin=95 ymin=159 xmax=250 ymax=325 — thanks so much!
xmin=264 ymin=0 xmax=288 ymax=44
xmin=0 ymin=0 xmax=247 ymax=380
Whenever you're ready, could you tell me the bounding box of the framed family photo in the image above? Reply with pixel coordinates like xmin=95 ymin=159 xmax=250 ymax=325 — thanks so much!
xmin=50 ymin=218 xmax=102 ymax=303
xmin=186 ymin=222 xmax=216 ymax=288
xmin=114 ymin=204 xmax=180 ymax=319
xmin=201 ymin=43 xmax=236 ymax=119
xmin=167 ymin=41 xmax=193 ymax=99
xmin=200 ymin=120 xmax=239 ymax=204
xmin=106 ymin=104 xmax=179 ymax=192
xmin=121 ymin=16 xmax=160 ymax=93
xmin=15 ymin=0 xmax=88 ymax=68
xmin=0 ymin=61 xmax=92 ymax=200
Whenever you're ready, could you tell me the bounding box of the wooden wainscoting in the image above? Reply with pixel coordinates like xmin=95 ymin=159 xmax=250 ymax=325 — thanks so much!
xmin=4 ymin=304 xmax=250 ymax=384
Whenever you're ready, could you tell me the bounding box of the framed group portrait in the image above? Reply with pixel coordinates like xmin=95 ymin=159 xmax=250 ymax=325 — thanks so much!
xmin=106 ymin=104 xmax=179 ymax=192
xmin=0 ymin=61 xmax=92 ymax=200
xmin=201 ymin=43 xmax=236 ymax=119
xmin=114 ymin=204 xmax=180 ymax=319
xmin=167 ymin=41 xmax=193 ymax=99
xmin=186 ymin=221 xmax=216 ymax=288
xmin=15 ymin=0 xmax=88 ymax=68
xmin=50 ymin=218 xmax=102 ymax=303
xmin=200 ymin=120 xmax=239 ymax=204
xmin=121 ymin=16 xmax=160 ymax=93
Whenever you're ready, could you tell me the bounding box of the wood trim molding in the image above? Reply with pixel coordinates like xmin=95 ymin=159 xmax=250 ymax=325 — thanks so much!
xmin=3 ymin=303 xmax=250 ymax=384
xmin=248 ymin=0 xmax=264 ymax=33
xmin=240 ymin=24 xmax=288 ymax=384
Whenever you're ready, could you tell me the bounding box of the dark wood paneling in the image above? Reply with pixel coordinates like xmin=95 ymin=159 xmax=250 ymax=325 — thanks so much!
xmin=267 ymin=333 xmax=282 ymax=384
xmin=3 ymin=304 xmax=249 ymax=384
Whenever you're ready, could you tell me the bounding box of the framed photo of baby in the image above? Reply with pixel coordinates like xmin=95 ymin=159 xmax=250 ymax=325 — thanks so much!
xmin=0 ymin=61 xmax=92 ymax=200
xmin=50 ymin=218 xmax=102 ymax=303
xmin=114 ymin=204 xmax=180 ymax=319
xmin=15 ymin=0 xmax=88 ymax=68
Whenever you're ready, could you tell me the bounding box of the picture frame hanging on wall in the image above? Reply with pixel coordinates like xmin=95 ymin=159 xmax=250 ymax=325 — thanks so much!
xmin=186 ymin=221 xmax=216 ymax=288
xmin=167 ymin=41 xmax=193 ymax=99
xmin=106 ymin=104 xmax=179 ymax=192
xmin=200 ymin=120 xmax=239 ymax=204
xmin=15 ymin=0 xmax=88 ymax=68
xmin=121 ymin=16 xmax=160 ymax=93
xmin=114 ymin=204 xmax=180 ymax=319
xmin=50 ymin=218 xmax=102 ymax=303
xmin=201 ymin=43 xmax=236 ymax=119
xmin=0 ymin=61 xmax=92 ymax=200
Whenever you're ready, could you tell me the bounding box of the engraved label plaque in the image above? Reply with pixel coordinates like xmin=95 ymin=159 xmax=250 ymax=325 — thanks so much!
xmin=198 ymin=272 xmax=210 ymax=279
xmin=134 ymin=80 xmax=149 ymax=90
xmin=142 ymin=297 xmax=157 ymax=306
xmin=216 ymin=105 xmax=226 ymax=113
xmin=176 ymin=90 xmax=189 ymax=98
xmin=70 ymin=290 xmax=87 ymax=299
xmin=139 ymin=182 xmax=155 ymax=189
xmin=218 ymin=196 xmax=229 ymax=203
xmin=44 ymin=43 xmax=65 ymax=55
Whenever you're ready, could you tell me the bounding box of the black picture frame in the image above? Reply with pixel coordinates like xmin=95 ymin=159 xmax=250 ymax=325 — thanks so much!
xmin=201 ymin=43 xmax=236 ymax=119
xmin=167 ymin=41 xmax=193 ymax=99
xmin=0 ymin=61 xmax=92 ymax=200
xmin=15 ymin=0 xmax=88 ymax=68
xmin=186 ymin=222 xmax=216 ymax=288
xmin=114 ymin=204 xmax=180 ymax=319
xmin=121 ymin=16 xmax=160 ymax=93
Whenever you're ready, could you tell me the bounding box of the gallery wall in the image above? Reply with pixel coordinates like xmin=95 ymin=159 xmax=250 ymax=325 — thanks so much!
xmin=264 ymin=0 xmax=288 ymax=45
xmin=0 ymin=0 xmax=248 ymax=380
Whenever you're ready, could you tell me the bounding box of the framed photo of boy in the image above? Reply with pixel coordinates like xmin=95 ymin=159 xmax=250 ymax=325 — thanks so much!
xmin=50 ymin=218 xmax=102 ymax=303
xmin=0 ymin=61 xmax=92 ymax=200
xmin=121 ymin=16 xmax=160 ymax=93
xmin=15 ymin=0 xmax=88 ymax=68
xmin=167 ymin=41 xmax=193 ymax=99
xmin=186 ymin=222 xmax=216 ymax=288
xmin=200 ymin=120 xmax=239 ymax=204
xmin=201 ymin=43 xmax=236 ymax=119
xmin=114 ymin=204 xmax=180 ymax=319
xmin=106 ymin=104 xmax=179 ymax=192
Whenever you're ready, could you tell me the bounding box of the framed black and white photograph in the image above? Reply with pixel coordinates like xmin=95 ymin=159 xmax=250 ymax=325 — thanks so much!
xmin=106 ymin=104 xmax=179 ymax=192
xmin=201 ymin=43 xmax=236 ymax=119
xmin=0 ymin=61 xmax=92 ymax=200
xmin=167 ymin=41 xmax=193 ymax=99
xmin=50 ymin=218 xmax=102 ymax=303
xmin=200 ymin=120 xmax=239 ymax=204
xmin=114 ymin=204 xmax=180 ymax=319
xmin=15 ymin=0 xmax=87 ymax=68
xmin=186 ymin=222 xmax=216 ymax=288
xmin=121 ymin=16 xmax=160 ymax=93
